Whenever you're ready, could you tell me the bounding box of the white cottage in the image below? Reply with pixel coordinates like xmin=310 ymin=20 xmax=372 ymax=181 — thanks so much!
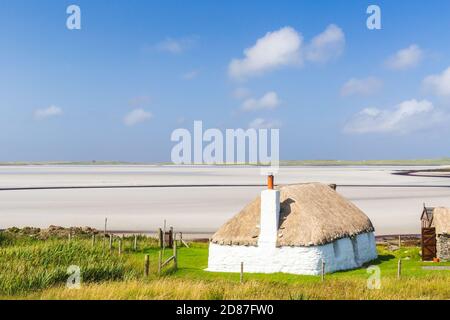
xmin=207 ymin=176 xmax=378 ymax=275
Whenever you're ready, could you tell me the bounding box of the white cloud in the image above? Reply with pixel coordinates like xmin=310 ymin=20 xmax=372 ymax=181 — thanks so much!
xmin=344 ymin=99 xmax=447 ymax=134
xmin=232 ymin=87 xmax=251 ymax=99
xmin=228 ymin=25 xmax=345 ymax=80
xmin=155 ymin=36 xmax=197 ymax=54
xmin=34 ymin=105 xmax=63 ymax=120
xmin=305 ymin=24 xmax=345 ymax=63
xmin=124 ymin=108 xmax=152 ymax=126
xmin=385 ymin=45 xmax=423 ymax=70
xmin=423 ymin=66 xmax=450 ymax=96
xmin=340 ymin=77 xmax=383 ymax=96
xmin=248 ymin=118 xmax=282 ymax=129
xmin=242 ymin=91 xmax=281 ymax=111
xmin=181 ymin=70 xmax=199 ymax=80
xmin=228 ymin=26 xmax=302 ymax=80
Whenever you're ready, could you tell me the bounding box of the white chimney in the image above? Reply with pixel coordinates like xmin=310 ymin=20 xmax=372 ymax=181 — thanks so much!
xmin=258 ymin=175 xmax=280 ymax=248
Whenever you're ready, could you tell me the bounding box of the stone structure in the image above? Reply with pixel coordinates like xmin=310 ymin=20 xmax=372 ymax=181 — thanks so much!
xmin=421 ymin=206 xmax=450 ymax=261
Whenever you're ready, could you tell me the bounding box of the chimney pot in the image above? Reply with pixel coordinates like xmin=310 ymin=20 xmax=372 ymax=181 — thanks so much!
xmin=268 ymin=175 xmax=274 ymax=189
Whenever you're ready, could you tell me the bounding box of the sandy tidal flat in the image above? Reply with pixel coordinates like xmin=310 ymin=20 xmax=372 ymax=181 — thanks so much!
xmin=1 ymin=165 xmax=450 ymax=235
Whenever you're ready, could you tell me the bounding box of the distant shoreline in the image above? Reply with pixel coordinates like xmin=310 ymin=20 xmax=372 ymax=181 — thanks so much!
xmin=1 ymin=158 xmax=450 ymax=167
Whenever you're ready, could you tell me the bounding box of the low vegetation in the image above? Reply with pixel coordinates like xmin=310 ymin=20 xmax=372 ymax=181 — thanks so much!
xmin=0 ymin=235 xmax=132 ymax=295
xmin=280 ymin=158 xmax=450 ymax=166
xmin=0 ymin=229 xmax=449 ymax=300
xmin=2 ymin=158 xmax=450 ymax=167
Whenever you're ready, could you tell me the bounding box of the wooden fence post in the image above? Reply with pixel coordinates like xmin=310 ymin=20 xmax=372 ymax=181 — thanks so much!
xmin=68 ymin=232 xmax=71 ymax=242
xmin=103 ymin=217 xmax=108 ymax=249
xmin=158 ymin=228 xmax=163 ymax=248
xmin=240 ymin=262 xmax=244 ymax=283
xmin=109 ymin=234 xmax=113 ymax=251
xmin=92 ymin=234 xmax=95 ymax=247
xmin=134 ymin=234 xmax=138 ymax=251
xmin=118 ymin=239 xmax=122 ymax=255
xmin=398 ymin=235 xmax=401 ymax=248
xmin=158 ymin=250 xmax=162 ymax=276
xmin=173 ymin=238 xmax=178 ymax=270
xmin=321 ymin=260 xmax=325 ymax=282
xmin=180 ymin=232 xmax=190 ymax=248
xmin=163 ymin=220 xmax=167 ymax=250
xmin=397 ymin=259 xmax=402 ymax=279
xmin=144 ymin=254 xmax=150 ymax=277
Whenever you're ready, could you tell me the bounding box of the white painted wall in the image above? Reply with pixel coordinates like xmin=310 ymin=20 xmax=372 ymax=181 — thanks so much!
xmin=207 ymin=232 xmax=378 ymax=275
xmin=258 ymin=189 xmax=280 ymax=248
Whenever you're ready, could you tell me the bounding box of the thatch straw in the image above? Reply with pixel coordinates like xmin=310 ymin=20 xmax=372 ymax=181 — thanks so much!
xmin=211 ymin=183 xmax=374 ymax=247
xmin=432 ymin=207 xmax=450 ymax=235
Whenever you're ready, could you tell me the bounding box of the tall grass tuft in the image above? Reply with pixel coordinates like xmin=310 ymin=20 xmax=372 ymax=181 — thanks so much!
xmin=0 ymin=240 xmax=132 ymax=295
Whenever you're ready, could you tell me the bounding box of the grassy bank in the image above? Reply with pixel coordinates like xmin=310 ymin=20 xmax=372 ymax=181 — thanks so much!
xmin=1 ymin=231 xmax=449 ymax=300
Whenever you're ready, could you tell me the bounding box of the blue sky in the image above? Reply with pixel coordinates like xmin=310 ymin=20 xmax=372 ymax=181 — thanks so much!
xmin=1 ymin=0 xmax=450 ymax=162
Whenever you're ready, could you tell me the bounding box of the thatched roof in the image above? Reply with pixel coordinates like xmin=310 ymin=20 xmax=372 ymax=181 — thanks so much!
xmin=432 ymin=207 xmax=450 ymax=235
xmin=211 ymin=183 xmax=374 ymax=247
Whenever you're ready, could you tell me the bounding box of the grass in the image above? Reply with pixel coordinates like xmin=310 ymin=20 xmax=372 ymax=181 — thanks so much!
xmin=0 ymin=239 xmax=132 ymax=295
xmin=1 ymin=232 xmax=449 ymax=300
xmin=21 ymin=276 xmax=450 ymax=300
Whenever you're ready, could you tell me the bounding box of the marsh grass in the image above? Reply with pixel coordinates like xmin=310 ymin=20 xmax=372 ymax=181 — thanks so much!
xmin=0 ymin=238 xmax=134 ymax=295
xmin=1 ymin=232 xmax=449 ymax=299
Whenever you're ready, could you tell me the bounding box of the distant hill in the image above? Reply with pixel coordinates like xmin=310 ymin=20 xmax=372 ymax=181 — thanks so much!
xmin=1 ymin=158 xmax=450 ymax=166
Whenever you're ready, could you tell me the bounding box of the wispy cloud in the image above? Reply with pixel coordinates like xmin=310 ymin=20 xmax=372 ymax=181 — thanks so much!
xmin=305 ymin=24 xmax=345 ymax=63
xmin=154 ymin=36 xmax=198 ymax=54
xmin=232 ymin=87 xmax=251 ymax=100
xmin=248 ymin=118 xmax=282 ymax=129
xmin=385 ymin=44 xmax=423 ymax=70
xmin=181 ymin=70 xmax=199 ymax=80
xmin=423 ymin=66 xmax=450 ymax=96
xmin=340 ymin=77 xmax=382 ymax=96
xmin=124 ymin=108 xmax=152 ymax=126
xmin=34 ymin=105 xmax=63 ymax=120
xmin=228 ymin=24 xmax=345 ymax=80
xmin=241 ymin=91 xmax=281 ymax=111
xmin=228 ymin=26 xmax=303 ymax=80
xmin=344 ymin=99 xmax=447 ymax=134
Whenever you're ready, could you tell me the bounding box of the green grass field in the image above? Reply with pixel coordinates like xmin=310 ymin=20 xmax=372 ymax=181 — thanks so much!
xmin=1 ymin=231 xmax=449 ymax=300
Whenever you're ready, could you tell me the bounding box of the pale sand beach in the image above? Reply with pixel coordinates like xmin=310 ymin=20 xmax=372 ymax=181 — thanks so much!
xmin=1 ymin=165 xmax=450 ymax=235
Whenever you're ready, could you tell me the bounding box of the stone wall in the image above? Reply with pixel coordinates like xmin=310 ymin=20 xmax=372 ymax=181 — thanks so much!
xmin=437 ymin=234 xmax=450 ymax=261
xmin=206 ymin=232 xmax=378 ymax=275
